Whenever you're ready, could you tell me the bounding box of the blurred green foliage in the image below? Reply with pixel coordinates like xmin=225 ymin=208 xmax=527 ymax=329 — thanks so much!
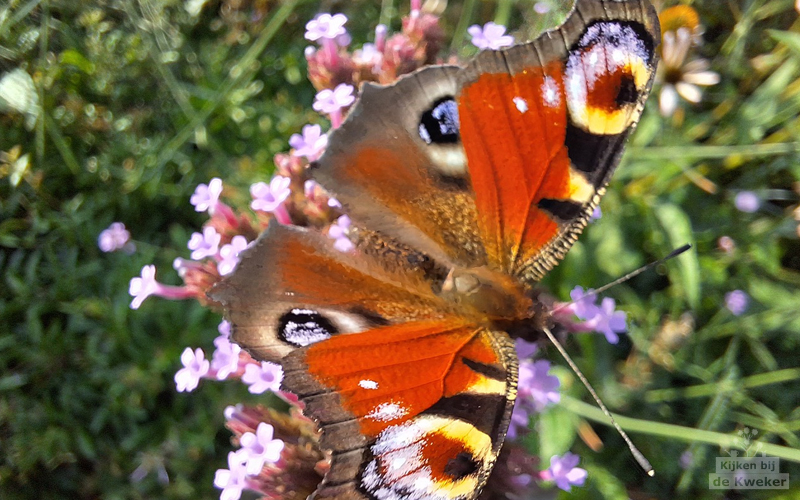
xmin=1 ymin=0 xmax=799 ymax=499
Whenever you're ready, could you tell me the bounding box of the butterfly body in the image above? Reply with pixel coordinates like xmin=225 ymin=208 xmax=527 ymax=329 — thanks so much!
xmin=213 ymin=1 xmax=660 ymax=498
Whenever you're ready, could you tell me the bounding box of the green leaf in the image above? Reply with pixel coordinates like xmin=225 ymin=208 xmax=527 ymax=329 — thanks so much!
xmin=538 ymin=403 xmax=580 ymax=462
xmin=654 ymin=202 xmax=700 ymax=309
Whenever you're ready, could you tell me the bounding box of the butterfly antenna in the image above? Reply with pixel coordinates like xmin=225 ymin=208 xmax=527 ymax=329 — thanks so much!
xmin=542 ymin=325 xmax=655 ymax=476
xmin=553 ymin=243 xmax=692 ymax=315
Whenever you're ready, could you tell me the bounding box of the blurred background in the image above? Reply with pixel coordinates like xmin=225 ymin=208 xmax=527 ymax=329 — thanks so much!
xmin=1 ymin=0 xmax=799 ymax=498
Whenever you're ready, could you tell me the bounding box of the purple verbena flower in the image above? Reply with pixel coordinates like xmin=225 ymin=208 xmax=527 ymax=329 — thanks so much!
xmin=211 ymin=337 xmax=242 ymax=381
xmin=518 ymin=359 xmax=560 ymax=412
xmin=680 ymin=450 xmax=694 ymax=470
xmin=506 ymin=404 xmax=530 ymax=440
xmin=242 ymin=361 xmax=283 ymax=394
xmin=543 ymin=452 xmax=588 ymax=492
xmin=188 ymin=226 xmax=221 ymax=260
xmin=590 ymin=206 xmax=602 ymax=221
xmin=374 ymin=24 xmax=387 ymax=51
xmin=129 ymin=265 xmax=194 ymax=309
xmin=515 ymin=338 xmax=538 ymax=360
xmin=98 ymin=222 xmax=133 ymax=253
xmin=250 ymin=176 xmax=291 ymax=214
xmin=218 ymin=320 xmax=231 ymax=337
xmin=305 ymin=13 xmax=348 ymax=42
xmin=313 ymin=84 xmax=355 ymax=115
xmin=725 ymin=290 xmax=749 ymax=316
xmin=734 ymin=191 xmax=760 ymax=213
xmin=591 ymin=297 xmax=627 ymax=344
xmin=568 ymin=286 xmax=626 ymax=344
xmin=217 ymin=235 xmax=249 ymax=276
xmin=468 ymin=22 xmax=514 ymax=50
xmin=239 ymin=422 xmax=285 ymax=475
xmin=289 ymin=124 xmax=328 ymax=161
xmin=175 ymin=347 xmax=210 ymax=392
xmin=191 ymin=178 xmax=223 ymax=213
xmin=173 ymin=257 xmax=202 ymax=277
xmin=214 ymin=451 xmax=249 ymax=500
xmin=328 ymin=215 xmax=354 ymax=252
xmin=570 ymin=286 xmax=600 ymax=321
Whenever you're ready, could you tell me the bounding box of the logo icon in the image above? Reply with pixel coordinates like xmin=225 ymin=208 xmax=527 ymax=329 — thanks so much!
xmin=709 ymin=428 xmax=789 ymax=490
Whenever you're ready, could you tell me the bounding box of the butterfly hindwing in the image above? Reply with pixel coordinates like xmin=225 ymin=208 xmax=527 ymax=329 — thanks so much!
xmin=282 ymin=321 xmax=517 ymax=500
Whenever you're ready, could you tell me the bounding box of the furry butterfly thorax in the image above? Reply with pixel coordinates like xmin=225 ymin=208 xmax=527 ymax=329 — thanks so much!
xmin=212 ymin=1 xmax=661 ymax=499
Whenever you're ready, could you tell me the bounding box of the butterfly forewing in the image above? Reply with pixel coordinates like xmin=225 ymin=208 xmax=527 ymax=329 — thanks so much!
xmin=458 ymin=0 xmax=660 ymax=284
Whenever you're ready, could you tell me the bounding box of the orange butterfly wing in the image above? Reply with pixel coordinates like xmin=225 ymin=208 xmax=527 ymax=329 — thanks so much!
xmin=458 ymin=2 xmax=659 ymax=282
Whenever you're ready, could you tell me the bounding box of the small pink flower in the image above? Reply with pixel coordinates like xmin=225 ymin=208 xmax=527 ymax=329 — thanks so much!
xmin=214 ymin=452 xmax=249 ymax=500
xmin=128 ymin=265 xmax=194 ymax=309
xmin=191 ymin=178 xmax=223 ymax=213
xmin=242 ymin=361 xmax=283 ymax=394
xmin=173 ymin=257 xmax=202 ymax=277
xmin=305 ymin=13 xmax=348 ymax=41
xmin=211 ymin=337 xmax=242 ymax=380
xmin=734 ymin=191 xmax=760 ymax=213
xmin=188 ymin=226 xmax=221 ymax=260
xmin=239 ymin=422 xmax=285 ymax=475
xmin=725 ymin=290 xmax=749 ymax=316
xmin=468 ymin=22 xmax=514 ymax=50
xmin=313 ymin=84 xmax=355 ymax=115
xmin=175 ymin=347 xmax=210 ymax=392
xmin=328 ymin=215 xmax=354 ymax=252
xmin=98 ymin=222 xmax=133 ymax=253
xmin=217 ymin=235 xmax=249 ymax=276
xmin=250 ymin=176 xmax=291 ymax=213
xmin=543 ymin=453 xmax=588 ymax=492
xmin=289 ymin=124 xmax=328 ymax=161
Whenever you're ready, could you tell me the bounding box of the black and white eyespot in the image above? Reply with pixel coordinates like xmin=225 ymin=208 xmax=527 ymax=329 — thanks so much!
xmin=564 ymin=20 xmax=656 ymax=135
xmin=278 ymin=308 xmax=339 ymax=347
xmin=418 ymin=97 xmax=460 ymax=145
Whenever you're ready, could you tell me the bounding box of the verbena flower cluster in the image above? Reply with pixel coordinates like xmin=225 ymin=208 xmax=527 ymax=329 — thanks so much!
xmin=107 ymin=3 xmax=711 ymax=498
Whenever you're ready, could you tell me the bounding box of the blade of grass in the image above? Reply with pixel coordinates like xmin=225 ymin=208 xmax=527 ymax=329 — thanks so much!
xmin=559 ymin=395 xmax=800 ymax=463
xmin=450 ymin=0 xmax=477 ymax=54
xmin=148 ymin=0 xmax=299 ymax=181
xmin=629 ymin=142 xmax=800 ymax=160
xmin=0 ymin=0 xmax=42 ymax=39
xmin=647 ymin=368 xmax=800 ymax=403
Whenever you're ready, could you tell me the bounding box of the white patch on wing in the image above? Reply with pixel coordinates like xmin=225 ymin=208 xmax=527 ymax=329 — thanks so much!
xmin=359 ymin=379 xmax=379 ymax=390
xmin=541 ymin=77 xmax=561 ymax=108
xmin=360 ymin=417 xmax=485 ymax=500
xmin=366 ymin=402 xmax=408 ymax=422
xmin=512 ymin=96 xmax=528 ymax=113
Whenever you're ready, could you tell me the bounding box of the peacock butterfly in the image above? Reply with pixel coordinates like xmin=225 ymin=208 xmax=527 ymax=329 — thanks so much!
xmin=211 ymin=1 xmax=661 ymax=498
